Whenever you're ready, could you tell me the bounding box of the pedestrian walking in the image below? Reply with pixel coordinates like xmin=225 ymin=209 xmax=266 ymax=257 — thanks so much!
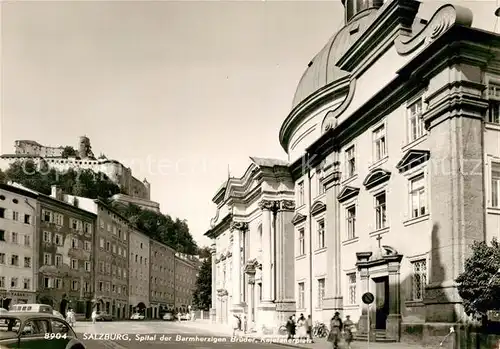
xmin=327 ymin=312 xmax=343 ymax=349
xmin=343 ymin=315 xmax=354 ymax=349
xmin=297 ymin=314 xmax=307 ymax=339
xmin=91 ymin=309 xmax=97 ymax=324
xmin=286 ymin=315 xmax=295 ymax=340
xmin=306 ymin=315 xmax=313 ymax=342
xmin=243 ymin=315 xmax=248 ymax=334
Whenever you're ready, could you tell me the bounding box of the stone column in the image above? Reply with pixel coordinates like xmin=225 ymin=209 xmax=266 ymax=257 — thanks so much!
xmin=274 ymin=199 xmax=297 ymax=325
xmin=386 ymin=258 xmax=402 ymax=340
xmin=258 ymin=199 xmax=278 ymax=333
xmin=210 ymin=244 xmax=217 ymax=323
xmin=423 ymin=64 xmax=486 ymax=325
xmin=322 ymin=153 xmax=343 ymax=319
xmin=356 ymin=252 xmax=372 ymax=336
xmin=230 ymin=222 xmax=247 ymax=314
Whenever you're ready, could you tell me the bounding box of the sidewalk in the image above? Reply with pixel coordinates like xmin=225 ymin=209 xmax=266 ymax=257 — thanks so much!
xmin=176 ymin=321 xmax=432 ymax=349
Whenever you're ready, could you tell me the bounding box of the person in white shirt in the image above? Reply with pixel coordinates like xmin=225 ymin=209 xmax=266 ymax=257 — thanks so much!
xmin=91 ymin=309 xmax=97 ymax=324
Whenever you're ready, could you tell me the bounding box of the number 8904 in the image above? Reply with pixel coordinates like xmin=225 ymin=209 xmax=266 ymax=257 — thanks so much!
xmin=44 ymin=333 xmax=67 ymax=339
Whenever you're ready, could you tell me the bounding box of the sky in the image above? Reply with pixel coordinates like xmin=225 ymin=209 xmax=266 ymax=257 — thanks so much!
xmin=0 ymin=0 xmax=497 ymax=248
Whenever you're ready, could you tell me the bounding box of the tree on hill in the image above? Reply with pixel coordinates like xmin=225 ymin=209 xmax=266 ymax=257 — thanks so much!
xmin=61 ymin=146 xmax=77 ymax=158
xmin=456 ymin=238 xmax=500 ymax=321
xmin=192 ymin=256 xmax=212 ymax=310
xmin=198 ymin=246 xmax=212 ymax=258
xmin=0 ymin=169 xmax=6 ymax=184
xmin=3 ymin=160 xmax=121 ymax=198
xmin=112 ymin=202 xmax=198 ymax=255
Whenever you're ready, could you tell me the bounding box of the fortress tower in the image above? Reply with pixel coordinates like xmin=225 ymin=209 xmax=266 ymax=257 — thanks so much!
xmin=78 ymin=136 xmax=94 ymax=159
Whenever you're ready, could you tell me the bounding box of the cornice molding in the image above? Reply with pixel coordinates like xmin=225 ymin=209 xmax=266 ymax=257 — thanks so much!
xmin=394 ymin=4 xmax=473 ymax=56
xmin=291 ymin=212 xmax=307 ymax=225
xmin=279 ymin=77 xmax=350 ymax=152
xmin=337 ymin=0 xmax=421 ymax=71
xmin=395 ymin=149 xmax=430 ymax=173
xmin=363 ymin=168 xmax=391 ymax=190
xmin=205 ymin=213 xmax=232 ymax=239
xmin=322 ymin=79 xmax=357 ymax=133
xmin=310 ymin=200 xmax=326 ymax=216
xmin=337 ymin=186 xmax=360 ymax=203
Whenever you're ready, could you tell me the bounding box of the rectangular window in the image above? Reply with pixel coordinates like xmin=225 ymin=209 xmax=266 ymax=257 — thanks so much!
xmin=10 ymin=255 xmax=19 ymax=266
xmin=298 ymin=228 xmax=305 ymax=256
xmin=375 ymin=192 xmax=387 ymax=230
xmin=71 ymin=280 xmax=79 ymax=291
xmin=24 ymin=214 xmax=30 ymax=224
xmin=42 ymin=210 xmax=52 ymax=223
xmin=346 ymin=205 xmax=356 ymax=239
xmin=12 ymin=211 xmax=18 ymax=221
xmin=0 ymin=230 xmax=4 ymax=241
xmin=71 ymin=259 xmax=78 ymax=270
xmin=345 ymin=145 xmax=356 ymax=178
xmin=492 ymin=162 xmax=500 ymax=208
xmin=410 ymin=174 xmax=426 ymax=218
xmin=24 ymin=235 xmax=30 ymax=247
xmin=408 ymin=99 xmax=424 ymax=141
xmin=43 ymin=277 xmax=51 ymax=288
xmin=317 ymin=174 xmax=325 ymax=196
xmin=55 ymin=254 xmax=62 ymax=266
xmin=55 ymin=213 xmax=63 ymax=226
xmin=71 ymin=238 xmax=78 ymax=249
xmin=0 ymin=277 xmax=4 ymax=288
xmin=298 ymin=282 xmax=305 ymax=309
xmin=488 ymin=102 xmax=500 ymax=124
xmin=84 ymin=241 xmax=91 ymax=251
xmin=373 ymin=124 xmax=387 ymax=161
xmin=99 ymin=282 xmax=103 ymax=291
xmin=43 ymin=231 xmax=51 ymax=243
xmin=43 ymin=253 xmax=51 ymax=265
xmin=317 ymin=220 xmax=325 ymax=249
xmin=317 ymin=278 xmax=325 ymax=308
xmin=0 ymin=208 xmax=4 ymax=219
xmin=11 ymin=277 xmax=18 ymax=288
xmin=0 ymin=253 xmax=4 ymax=264
xmin=11 ymin=232 xmax=18 ymax=244
xmin=24 ymin=257 xmax=31 ymax=268
xmin=54 ymin=234 xmax=62 ymax=246
xmin=297 ymin=181 xmax=304 ymax=207
xmin=347 ymin=273 xmax=357 ymax=304
xmin=55 ymin=278 xmax=62 ymax=289
xmin=23 ymin=278 xmax=30 ymax=290
xmin=411 ymin=259 xmax=427 ymax=301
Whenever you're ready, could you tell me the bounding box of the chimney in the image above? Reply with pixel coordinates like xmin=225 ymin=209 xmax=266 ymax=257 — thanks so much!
xmin=50 ymin=185 xmax=63 ymax=201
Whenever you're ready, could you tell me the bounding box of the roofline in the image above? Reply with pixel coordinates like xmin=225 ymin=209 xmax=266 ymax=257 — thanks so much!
xmin=38 ymin=194 xmax=97 ymax=218
xmin=0 ymin=183 xmax=39 ymax=200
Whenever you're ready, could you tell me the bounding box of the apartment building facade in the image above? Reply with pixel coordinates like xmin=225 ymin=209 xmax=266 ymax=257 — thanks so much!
xmin=149 ymin=239 xmax=175 ymax=318
xmin=0 ymin=184 xmax=38 ymax=307
xmin=128 ymin=226 xmax=150 ymax=315
xmin=38 ymin=186 xmax=95 ymax=317
xmin=174 ymin=253 xmax=200 ymax=313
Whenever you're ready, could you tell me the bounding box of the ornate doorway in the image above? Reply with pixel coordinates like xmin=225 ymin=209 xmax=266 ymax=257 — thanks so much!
xmin=373 ymin=276 xmax=389 ymax=330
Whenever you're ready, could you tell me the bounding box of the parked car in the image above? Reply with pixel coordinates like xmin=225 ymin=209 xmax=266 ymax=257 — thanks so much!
xmin=94 ymin=311 xmax=112 ymax=321
xmin=130 ymin=313 xmax=144 ymax=320
xmin=9 ymin=304 xmax=53 ymax=314
xmin=162 ymin=312 xmax=174 ymax=321
xmin=179 ymin=313 xmax=190 ymax=321
xmin=0 ymin=312 xmax=85 ymax=349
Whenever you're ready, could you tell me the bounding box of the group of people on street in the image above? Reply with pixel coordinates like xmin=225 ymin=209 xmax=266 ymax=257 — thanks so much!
xmin=232 ymin=314 xmax=248 ymax=336
xmin=286 ymin=312 xmax=354 ymax=349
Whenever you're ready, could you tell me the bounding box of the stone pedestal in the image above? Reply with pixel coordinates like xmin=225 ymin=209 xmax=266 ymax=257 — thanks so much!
xmin=275 ymin=300 xmax=296 ymax=327
xmin=257 ymin=301 xmax=277 ymax=334
xmin=210 ymin=308 xmax=216 ymax=323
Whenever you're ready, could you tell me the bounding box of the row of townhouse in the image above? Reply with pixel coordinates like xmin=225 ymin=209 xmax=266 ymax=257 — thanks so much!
xmin=0 ymin=183 xmax=201 ymax=319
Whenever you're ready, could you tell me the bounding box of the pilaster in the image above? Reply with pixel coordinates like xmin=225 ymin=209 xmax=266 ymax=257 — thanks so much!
xmin=356 ymin=253 xmax=372 ymax=336
xmin=321 ymin=153 xmax=343 ymax=318
xmin=230 ymin=221 xmax=248 ymax=314
xmin=210 ymin=243 xmax=217 ymax=323
xmin=274 ymin=199 xmax=297 ymax=326
xmin=258 ymin=199 xmax=278 ymax=333
xmin=422 ymin=63 xmax=487 ymax=323
xmin=387 ymin=260 xmax=402 ymax=340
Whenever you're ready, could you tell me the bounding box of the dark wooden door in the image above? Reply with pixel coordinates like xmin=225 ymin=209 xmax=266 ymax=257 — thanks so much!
xmin=374 ymin=276 xmax=389 ymax=330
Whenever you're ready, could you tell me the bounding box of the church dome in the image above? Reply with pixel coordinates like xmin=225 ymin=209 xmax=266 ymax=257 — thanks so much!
xmin=291 ymin=8 xmax=379 ymax=109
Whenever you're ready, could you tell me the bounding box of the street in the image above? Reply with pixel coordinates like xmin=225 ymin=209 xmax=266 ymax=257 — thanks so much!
xmin=74 ymin=320 xmax=289 ymax=349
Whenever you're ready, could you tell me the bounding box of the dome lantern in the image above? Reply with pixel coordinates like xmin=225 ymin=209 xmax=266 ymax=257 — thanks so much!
xmin=342 ymin=0 xmax=384 ymax=23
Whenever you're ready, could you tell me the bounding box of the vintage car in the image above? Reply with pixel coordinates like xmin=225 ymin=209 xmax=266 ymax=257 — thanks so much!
xmin=130 ymin=313 xmax=144 ymax=320
xmin=94 ymin=311 xmax=112 ymax=322
xmin=0 ymin=312 xmax=85 ymax=349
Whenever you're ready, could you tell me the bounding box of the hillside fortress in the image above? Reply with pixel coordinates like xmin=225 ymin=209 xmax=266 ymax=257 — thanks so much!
xmin=0 ymin=136 xmax=160 ymax=212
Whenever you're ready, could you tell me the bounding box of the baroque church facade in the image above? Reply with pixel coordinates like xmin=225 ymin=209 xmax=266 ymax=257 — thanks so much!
xmin=207 ymin=0 xmax=500 ymax=344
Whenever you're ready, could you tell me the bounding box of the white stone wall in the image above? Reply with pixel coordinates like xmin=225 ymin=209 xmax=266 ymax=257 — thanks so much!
xmin=129 ymin=229 xmax=150 ymax=308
